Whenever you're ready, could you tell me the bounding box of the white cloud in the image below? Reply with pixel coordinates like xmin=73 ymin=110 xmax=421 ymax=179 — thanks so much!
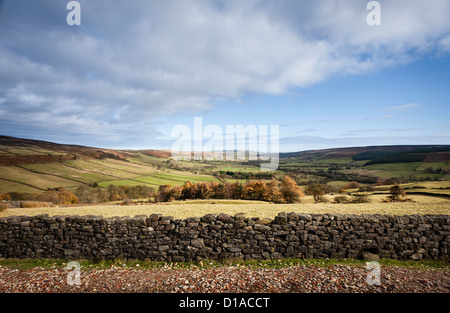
xmin=381 ymin=103 xmax=422 ymax=112
xmin=0 ymin=0 xmax=449 ymax=146
xmin=439 ymin=35 xmax=450 ymax=52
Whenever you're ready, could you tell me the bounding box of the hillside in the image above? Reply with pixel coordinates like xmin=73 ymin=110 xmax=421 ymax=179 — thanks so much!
xmin=0 ymin=135 xmax=449 ymax=194
xmin=280 ymin=145 xmax=450 ymax=161
xmin=0 ymin=135 xmax=219 ymax=193
xmin=279 ymin=144 xmax=450 ymax=184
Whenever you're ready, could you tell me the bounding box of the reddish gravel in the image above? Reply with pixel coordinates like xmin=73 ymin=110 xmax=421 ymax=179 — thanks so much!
xmin=1 ymin=264 xmax=449 ymax=293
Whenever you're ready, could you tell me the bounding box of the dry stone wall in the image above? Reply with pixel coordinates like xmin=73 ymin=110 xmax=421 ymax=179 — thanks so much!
xmin=0 ymin=213 xmax=448 ymax=261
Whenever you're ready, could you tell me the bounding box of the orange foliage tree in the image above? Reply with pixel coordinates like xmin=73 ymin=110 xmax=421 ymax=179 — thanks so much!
xmin=155 ymin=176 xmax=304 ymax=203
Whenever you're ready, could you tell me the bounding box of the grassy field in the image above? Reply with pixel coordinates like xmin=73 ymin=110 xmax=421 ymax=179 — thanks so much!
xmin=0 ymin=158 xmax=228 ymax=192
xmin=0 ymin=165 xmax=77 ymax=192
xmin=1 ymin=195 xmax=449 ymax=219
xmin=371 ymin=181 xmax=450 ymax=196
xmin=346 ymin=161 xmax=448 ymax=180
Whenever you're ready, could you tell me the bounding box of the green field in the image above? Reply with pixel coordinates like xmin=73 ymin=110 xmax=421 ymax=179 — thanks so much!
xmin=345 ymin=162 xmax=446 ymax=180
xmin=0 ymin=165 xmax=77 ymax=192
xmin=0 ymin=158 xmax=229 ymax=193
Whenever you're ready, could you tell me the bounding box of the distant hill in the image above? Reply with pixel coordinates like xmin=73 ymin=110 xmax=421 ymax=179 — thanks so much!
xmin=0 ymin=135 xmax=449 ymax=194
xmin=0 ymin=135 xmax=174 ymax=166
xmin=280 ymin=145 xmax=450 ymax=164
xmin=0 ymin=135 xmax=133 ymax=165
xmin=2 ymin=135 xmax=448 ymax=166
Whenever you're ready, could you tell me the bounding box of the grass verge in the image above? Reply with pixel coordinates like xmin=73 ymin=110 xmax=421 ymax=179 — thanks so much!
xmin=0 ymin=258 xmax=448 ymax=270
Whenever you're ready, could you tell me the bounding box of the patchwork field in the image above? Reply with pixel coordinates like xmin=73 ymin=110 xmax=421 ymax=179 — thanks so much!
xmin=0 ymin=158 xmax=225 ymax=193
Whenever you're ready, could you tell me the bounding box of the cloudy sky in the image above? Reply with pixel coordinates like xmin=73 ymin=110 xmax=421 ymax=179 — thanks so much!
xmin=0 ymin=0 xmax=449 ymax=152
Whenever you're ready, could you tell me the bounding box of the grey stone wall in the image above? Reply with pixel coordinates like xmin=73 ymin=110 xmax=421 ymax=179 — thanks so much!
xmin=0 ymin=213 xmax=448 ymax=261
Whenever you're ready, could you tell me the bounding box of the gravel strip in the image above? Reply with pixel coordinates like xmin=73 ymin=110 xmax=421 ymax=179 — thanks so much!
xmin=0 ymin=265 xmax=449 ymax=293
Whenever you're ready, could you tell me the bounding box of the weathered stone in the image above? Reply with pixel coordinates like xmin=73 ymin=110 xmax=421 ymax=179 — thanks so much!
xmin=411 ymin=253 xmax=423 ymax=260
xmin=254 ymin=224 xmax=271 ymax=232
xmin=218 ymin=213 xmax=233 ymax=223
xmin=234 ymin=213 xmax=246 ymax=222
xmin=148 ymin=214 xmax=162 ymax=221
xmin=254 ymin=218 xmax=272 ymax=225
xmin=362 ymin=252 xmax=380 ymax=261
xmin=201 ymin=214 xmax=217 ymax=223
xmin=191 ymin=238 xmax=205 ymax=249
xmin=298 ymin=214 xmax=312 ymax=221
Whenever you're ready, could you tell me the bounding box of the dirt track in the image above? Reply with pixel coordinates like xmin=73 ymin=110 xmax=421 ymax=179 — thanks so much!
xmin=1 ymin=264 xmax=448 ymax=293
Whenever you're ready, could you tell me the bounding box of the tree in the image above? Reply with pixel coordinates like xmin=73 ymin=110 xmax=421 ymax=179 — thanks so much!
xmin=305 ymin=183 xmax=326 ymax=203
xmin=242 ymin=180 xmax=268 ymax=201
xmin=0 ymin=193 xmax=11 ymax=201
xmin=266 ymin=178 xmax=284 ymax=203
xmin=155 ymin=185 xmax=173 ymax=202
xmin=37 ymin=190 xmax=78 ymax=205
xmin=209 ymin=181 xmax=225 ymax=199
xmin=57 ymin=191 xmax=79 ymax=205
xmin=388 ymin=183 xmax=406 ymax=201
xmin=280 ymin=176 xmax=304 ymax=203
xmin=193 ymin=182 xmax=212 ymax=199
xmin=181 ymin=181 xmax=195 ymax=200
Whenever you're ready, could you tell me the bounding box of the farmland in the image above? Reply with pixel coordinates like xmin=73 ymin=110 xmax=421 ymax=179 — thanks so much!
xmin=1 ymin=135 xmax=450 ymax=217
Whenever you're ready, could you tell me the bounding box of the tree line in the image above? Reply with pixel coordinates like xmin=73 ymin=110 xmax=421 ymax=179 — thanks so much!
xmin=155 ymin=176 xmax=304 ymax=203
xmin=74 ymin=184 xmax=155 ymax=204
xmin=0 ymin=189 xmax=79 ymax=205
xmin=0 ymin=184 xmax=156 ymax=205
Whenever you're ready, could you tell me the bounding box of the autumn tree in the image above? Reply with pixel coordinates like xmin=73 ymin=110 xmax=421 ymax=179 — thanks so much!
xmin=210 ymin=181 xmax=225 ymax=199
xmin=180 ymin=181 xmax=195 ymax=200
xmin=155 ymin=185 xmax=173 ymax=202
xmin=37 ymin=190 xmax=78 ymax=205
xmin=229 ymin=181 xmax=243 ymax=199
xmin=265 ymin=178 xmax=284 ymax=203
xmin=193 ymin=182 xmax=212 ymax=199
xmin=0 ymin=193 xmax=11 ymax=201
xmin=280 ymin=176 xmax=304 ymax=203
xmin=242 ymin=180 xmax=268 ymax=201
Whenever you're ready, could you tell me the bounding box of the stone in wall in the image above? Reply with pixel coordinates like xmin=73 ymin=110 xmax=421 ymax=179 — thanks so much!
xmin=0 ymin=212 xmax=448 ymax=261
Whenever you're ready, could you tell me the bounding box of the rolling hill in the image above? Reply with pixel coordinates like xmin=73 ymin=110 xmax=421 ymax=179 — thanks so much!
xmin=0 ymin=135 xmax=218 ymax=193
xmin=0 ymin=135 xmax=449 ymax=194
xmin=279 ymin=144 xmax=450 ymax=184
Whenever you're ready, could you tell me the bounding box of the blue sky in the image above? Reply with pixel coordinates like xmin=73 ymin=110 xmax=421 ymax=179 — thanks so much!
xmin=0 ymin=0 xmax=449 ymax=152
xmin=159 ymin=55 xmax=450 ymax=152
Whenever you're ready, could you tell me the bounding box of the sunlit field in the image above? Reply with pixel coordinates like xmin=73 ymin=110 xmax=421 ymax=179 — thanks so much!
xmin=1 ymin=195 xmax=449 ymax=219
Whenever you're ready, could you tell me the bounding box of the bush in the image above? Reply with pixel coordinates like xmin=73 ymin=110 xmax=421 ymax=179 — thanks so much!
xmin=334 ymin=195 xmax=350 ymax=204
xmin=37 ymin=190 xmax=78 ymax=205
xmin=0 ymin=193 xmax=12 ymax=201
xmin=358 ymin=186 xmax=375 ymax=192
xmin=350 ymin=194 xmax=371 ymax=203
xmin=20 ymin=201 xmax=52 ymax=208
xmin=343 ymin=181 xmax=360 ymax=189
xmin=0 ymin=202 xmax=10 ymax=212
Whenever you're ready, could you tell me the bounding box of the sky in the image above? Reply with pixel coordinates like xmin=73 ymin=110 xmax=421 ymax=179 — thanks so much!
xmin=0 ymin=0 xmax=449 ymax=153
